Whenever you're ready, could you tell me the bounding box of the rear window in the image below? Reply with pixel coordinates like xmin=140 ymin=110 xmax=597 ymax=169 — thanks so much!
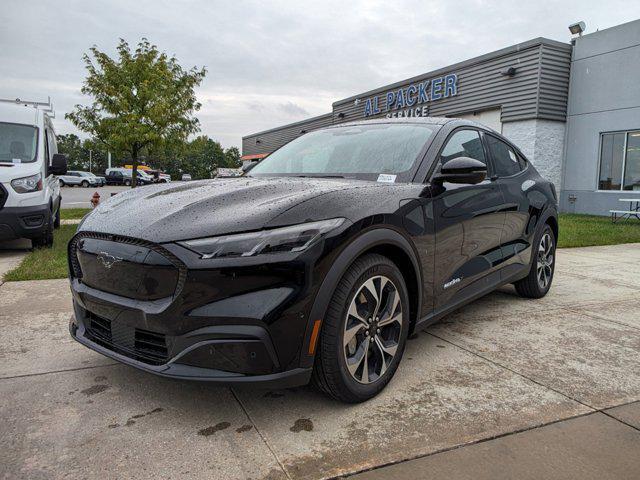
xmin=0 ymin=122 xmax=38 ymax=163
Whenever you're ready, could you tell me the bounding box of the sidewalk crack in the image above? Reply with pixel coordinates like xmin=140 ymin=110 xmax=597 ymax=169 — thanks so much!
xmin=230 ymin=388 xmax=293 ymax=480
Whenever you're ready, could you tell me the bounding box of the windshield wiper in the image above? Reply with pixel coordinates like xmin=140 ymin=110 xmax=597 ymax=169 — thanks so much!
xmin=293 ymin=174 xmax=345 ymax=179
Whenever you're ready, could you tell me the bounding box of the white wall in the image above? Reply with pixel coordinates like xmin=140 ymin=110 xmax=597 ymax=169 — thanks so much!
xmin=503 ymin=119 xmax=566 ymax=190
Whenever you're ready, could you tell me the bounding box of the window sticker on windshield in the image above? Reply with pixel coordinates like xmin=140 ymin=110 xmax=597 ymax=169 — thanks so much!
xmin=377 ymin=174 xmax=396 ymax=183
xmin=12 ymin=158 xmax=21 ymax=163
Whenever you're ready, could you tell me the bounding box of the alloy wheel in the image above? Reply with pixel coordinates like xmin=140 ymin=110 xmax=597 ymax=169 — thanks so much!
xmin=343 ymin=275 xmax=403 ymax=384
xmin=537 ymin=232 xmax=554 ymax=289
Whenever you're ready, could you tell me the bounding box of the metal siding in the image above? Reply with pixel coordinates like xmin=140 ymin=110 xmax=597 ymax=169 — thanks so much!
xmin=242 ymin=113 xmax=333 ymax=155
xmin=332 ymin=43 xmax=548 ymax=124
xmin=538 ymin=44 xmax=572 ymax=121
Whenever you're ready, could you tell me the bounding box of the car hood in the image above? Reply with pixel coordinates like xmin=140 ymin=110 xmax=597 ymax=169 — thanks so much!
xmin=78 ymin=176 xmax=414 ymax=243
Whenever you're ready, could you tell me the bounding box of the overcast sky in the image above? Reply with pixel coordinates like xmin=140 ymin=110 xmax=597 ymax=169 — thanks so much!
xmin=1 ymin=1 xmax=639 ymax=150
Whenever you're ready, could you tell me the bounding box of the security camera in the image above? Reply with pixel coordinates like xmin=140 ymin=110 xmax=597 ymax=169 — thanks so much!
xmin=500 ymin=67 xmax=517 ymax=77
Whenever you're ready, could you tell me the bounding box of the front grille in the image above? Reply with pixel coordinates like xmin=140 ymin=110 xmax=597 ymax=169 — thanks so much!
xmin=85 ymin=313 xmax=169 ymax=365
xmin=68 ymin=231 xmax=187 ymax=300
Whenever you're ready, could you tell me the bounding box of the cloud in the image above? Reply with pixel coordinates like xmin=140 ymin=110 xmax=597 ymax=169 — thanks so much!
xmin=278 ymin=101 xmax=309 ymax=117
xmin=1 ymin=0 xmax=639 ymax=151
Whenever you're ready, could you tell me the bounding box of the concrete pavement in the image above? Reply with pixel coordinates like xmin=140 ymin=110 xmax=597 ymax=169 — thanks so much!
xmin=1 ymin=244 xmax=639 ymax=479
xmin=0 ymin=240 xmax=30 ymax=284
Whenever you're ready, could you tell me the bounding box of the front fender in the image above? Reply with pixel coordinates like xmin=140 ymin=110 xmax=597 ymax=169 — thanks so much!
xmin=299 ymin=227 xmax=422 ymax=369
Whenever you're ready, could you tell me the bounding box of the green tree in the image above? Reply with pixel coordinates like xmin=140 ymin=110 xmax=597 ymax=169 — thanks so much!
xmin=56 ymin=134 xmax=84 ymax=170
xmin=66 ymin=38 xmax=206 ymax=187
xmin=223 ymin=146 xmax=241 ymax=168
xmin=181 ymin=135 xmax=225 ymax=179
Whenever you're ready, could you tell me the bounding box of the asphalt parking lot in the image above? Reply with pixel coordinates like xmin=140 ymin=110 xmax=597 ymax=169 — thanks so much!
xmin=60 ymin=184 xmax=129 ymax=208
xmin=1 ymin=243 xmax=640 ymax=479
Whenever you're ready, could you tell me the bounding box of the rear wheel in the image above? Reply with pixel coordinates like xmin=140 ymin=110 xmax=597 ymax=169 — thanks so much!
xmin=312 ymin=254 xmax=409 ymax=403
xmin=514 ymin=224 xmax=555 ymax=298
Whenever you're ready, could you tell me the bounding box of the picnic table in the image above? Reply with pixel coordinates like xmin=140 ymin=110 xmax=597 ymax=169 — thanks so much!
xmin=610 ymin=197 xmax=640 ymax=223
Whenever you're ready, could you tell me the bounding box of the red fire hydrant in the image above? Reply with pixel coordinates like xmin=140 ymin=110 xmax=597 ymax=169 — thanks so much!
xmin=91 ymin=191 xmax=101 ymax=208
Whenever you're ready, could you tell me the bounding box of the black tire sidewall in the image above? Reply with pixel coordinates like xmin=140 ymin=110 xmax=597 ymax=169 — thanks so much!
xmin=82 ymin=180 xmax=89 ymax=187
xmin=332 ymin=259 xmax=410 ymax=399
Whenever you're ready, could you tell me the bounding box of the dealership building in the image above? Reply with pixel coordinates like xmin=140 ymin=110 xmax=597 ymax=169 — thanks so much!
xmin=242 ymin=19 xmax=640 ymax=216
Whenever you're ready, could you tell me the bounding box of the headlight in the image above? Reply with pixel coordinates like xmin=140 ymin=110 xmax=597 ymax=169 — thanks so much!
xmin=180 ymin=218 xmax=346 ymax=259
xmin=11 ymin=173 xmax=42 ymax=193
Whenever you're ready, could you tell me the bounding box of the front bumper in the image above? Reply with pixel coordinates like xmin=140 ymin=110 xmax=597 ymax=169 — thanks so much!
xmin=66 ymin=230 xmax=338 ymax=387
xmin=0 ymin=204 xmax=51 ymax=241
xmin=69 ymin=305 xmax=312 ymax=387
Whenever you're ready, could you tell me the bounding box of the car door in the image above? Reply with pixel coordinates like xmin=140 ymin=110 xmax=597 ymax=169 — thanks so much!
xmin=484 ymin=133 xmax=533 ymax=278
xmin=430 ymin=128 xmax=507 ymax=311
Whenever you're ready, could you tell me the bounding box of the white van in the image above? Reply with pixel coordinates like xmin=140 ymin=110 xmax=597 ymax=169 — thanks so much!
xmin=0 ymin=98 xmax=67 ymax=247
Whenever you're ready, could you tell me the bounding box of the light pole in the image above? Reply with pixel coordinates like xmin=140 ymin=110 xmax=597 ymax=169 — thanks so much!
xmin=89 ymin=149 xmax=92 ymax=173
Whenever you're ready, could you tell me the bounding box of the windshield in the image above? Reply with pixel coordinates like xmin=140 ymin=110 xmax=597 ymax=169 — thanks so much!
xmin=249 ymin=123 xmax=436 ymax=180
xmin=0 ymin=122 xmax=38 ymax=163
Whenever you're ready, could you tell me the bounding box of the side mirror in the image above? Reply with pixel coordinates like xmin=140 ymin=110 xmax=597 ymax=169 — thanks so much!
xmin=50 ymin=153 xmax=68 ymax=176
xmin=434 ymin=157 xmax=487 ymax=185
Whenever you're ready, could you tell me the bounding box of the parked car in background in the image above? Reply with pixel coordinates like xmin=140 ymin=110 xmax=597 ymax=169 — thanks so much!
xmin=58 ymin=170 xmax=104 ymax=187
xmin=217 ymin=167 xmax=243 ymax=178
xmin=0 ymin=98 xmax=67 ymax=248
xmin=69 ymin=118 xmax=558 ymax=402
xmin=181 ymin=173 xmax=192 ymax=181
xmin=104 ymin=167 xmax=153 ymax=186
xmin=144 ymin=169 xmax=171 ymax=183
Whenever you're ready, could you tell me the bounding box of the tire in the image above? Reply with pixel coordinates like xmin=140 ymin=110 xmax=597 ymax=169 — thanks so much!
xmin=312 ymin=253 xmax=410 ymax=403
xmin=124 ymin=180 xmax=131 ymax=186
xmin=514 ymin=224 xmax=556 ymax=298
xmin=81 ymin=180 xmax=89 ymax=188
xmin=53 ymin=207 xmax=60 ymax=229
xmin=58 ymin=179 xmax=65 ymax=187
xmin=32 ymin=215 xmax=54 ymax=249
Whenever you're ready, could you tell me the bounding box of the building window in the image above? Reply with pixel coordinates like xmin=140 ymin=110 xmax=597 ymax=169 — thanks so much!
xmin=598 ymin=130 xmax=640 ymax=191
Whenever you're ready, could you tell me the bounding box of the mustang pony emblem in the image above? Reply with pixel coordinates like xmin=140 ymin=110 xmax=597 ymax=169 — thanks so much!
xmin=97 ymin=251 xmax=123 ymax=269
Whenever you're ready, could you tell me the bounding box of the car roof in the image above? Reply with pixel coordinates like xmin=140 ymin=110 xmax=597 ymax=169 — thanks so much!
xmin=0 ymin=102 xmax=41 ymax=127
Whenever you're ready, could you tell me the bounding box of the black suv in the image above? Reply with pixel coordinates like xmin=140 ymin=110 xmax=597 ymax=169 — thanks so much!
xmin=68 ymin=118 xmax=558 ymax=402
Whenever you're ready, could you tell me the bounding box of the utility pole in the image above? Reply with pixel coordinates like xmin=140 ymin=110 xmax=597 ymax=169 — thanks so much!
xmin=108 ymin=151 xmax=111 ymax=169
xmin=89 ymin=149 xmax=92 ymax=173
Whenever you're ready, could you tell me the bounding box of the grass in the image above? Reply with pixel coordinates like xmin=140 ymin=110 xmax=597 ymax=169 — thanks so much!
xmin=557 ymin=213 xmax=640 ymax=248
xmin=3 ymin=224 xmax=77 ymax=282
xmin=2 ymin=213 xmax=638 ymax=282
xmin=60 ymin=208 xmax=92 ymax=220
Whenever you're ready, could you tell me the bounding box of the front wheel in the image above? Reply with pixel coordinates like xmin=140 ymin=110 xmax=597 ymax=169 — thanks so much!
xmin=312 ymin=254 xmax=410 ymax=403
xmin=124 ymin=179 xmax=131 ymax=186
xmin=514 ymin=224 xmax=556 ymax=298
xmin=81 ymin=180 xmax=89 ymax=188
xmin=32 ymin=216 xmax=54 ymax=249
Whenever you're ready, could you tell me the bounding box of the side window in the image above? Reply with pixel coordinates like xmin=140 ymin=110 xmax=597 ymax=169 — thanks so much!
xmin=487 ymin=135 xmax=522 ymax=177
xmin=44 ymin=129 xmax=51 ymax=164
xmin=517 ymin=152 xmax=528 ymax=170
xmin=48 ymin=129 xmax=58 ymax=156
xmin=440 ymin=129 xmax=487 ymax=166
